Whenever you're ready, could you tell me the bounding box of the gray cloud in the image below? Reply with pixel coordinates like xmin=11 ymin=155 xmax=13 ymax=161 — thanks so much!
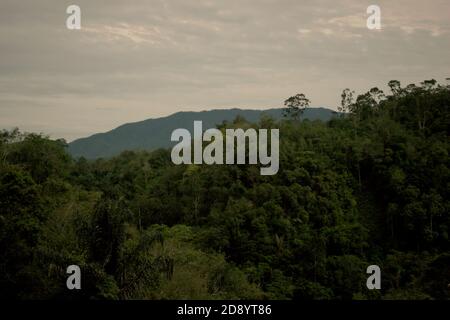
xmin=0 ymin=0 xmax=449 ymax=140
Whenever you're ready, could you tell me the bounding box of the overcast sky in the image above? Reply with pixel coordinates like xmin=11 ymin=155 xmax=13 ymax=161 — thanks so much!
xmin=0 ymin=0 xmax=449 ymax=141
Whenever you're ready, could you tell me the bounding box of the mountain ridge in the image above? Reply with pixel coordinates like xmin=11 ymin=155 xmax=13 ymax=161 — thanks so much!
xmin=68 ymin=107 xmax=336 ymax=159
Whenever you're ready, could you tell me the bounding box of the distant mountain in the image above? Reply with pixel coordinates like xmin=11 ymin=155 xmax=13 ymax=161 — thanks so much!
xmin=68 ymin=107 xmax=336 ymax=159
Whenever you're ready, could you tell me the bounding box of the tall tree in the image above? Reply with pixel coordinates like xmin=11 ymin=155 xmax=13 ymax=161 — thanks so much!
xmin=338 ymin=88 xmax=355 ymax=114
xmin=283 ymin=93 xmax=310 ymax=121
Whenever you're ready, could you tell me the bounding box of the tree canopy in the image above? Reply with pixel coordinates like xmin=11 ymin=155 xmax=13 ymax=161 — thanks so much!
xmin=0 ymin=79 xmax=449 ymax=300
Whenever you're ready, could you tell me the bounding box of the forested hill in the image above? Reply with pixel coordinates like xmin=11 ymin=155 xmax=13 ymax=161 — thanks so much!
xmin=1 ymin=79 xmax=449 ymax=300
xmin=68 ymin=107 xmax=335 ymax=159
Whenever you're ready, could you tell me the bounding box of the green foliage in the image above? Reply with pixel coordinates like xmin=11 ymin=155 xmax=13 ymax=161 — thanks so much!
xmin=0 ymin=165 xmax=44 ymax=298
xmin=283 ymin=93 xmax=311 ymax=121
xmin=0 ymin=79 xmax=449 ymax=299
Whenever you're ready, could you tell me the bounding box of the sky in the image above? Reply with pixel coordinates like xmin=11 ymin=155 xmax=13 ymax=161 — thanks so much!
xmin=0 ymin=0 xmax=449 ymax=141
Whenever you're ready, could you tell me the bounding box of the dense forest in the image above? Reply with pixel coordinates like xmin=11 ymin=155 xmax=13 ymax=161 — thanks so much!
xmin=0 ymin=79 xmax=449 ymax=300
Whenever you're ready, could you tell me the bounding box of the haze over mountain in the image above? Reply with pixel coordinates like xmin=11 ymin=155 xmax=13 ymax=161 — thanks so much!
xmin=68 ymin=107 xmax=336 ymax=159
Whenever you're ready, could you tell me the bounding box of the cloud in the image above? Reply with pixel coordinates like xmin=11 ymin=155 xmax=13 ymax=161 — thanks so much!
xmin=0 ymin=0 xmax=449 ymax=141
xmin=83 ymin=23 xmax=177 ymax=46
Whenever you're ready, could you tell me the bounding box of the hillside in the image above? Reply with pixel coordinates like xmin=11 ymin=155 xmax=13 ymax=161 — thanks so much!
xmin=68 ymin=107 xmax=335 ymax=159
xmin=1 ymin=80 xmax=449 ymax=300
